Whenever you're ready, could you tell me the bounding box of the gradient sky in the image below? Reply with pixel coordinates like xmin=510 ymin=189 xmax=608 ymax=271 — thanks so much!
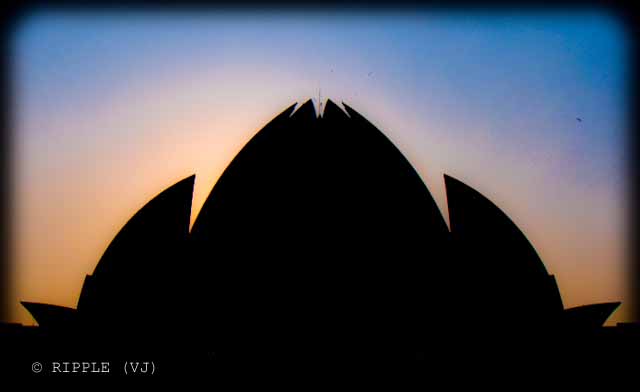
xmin=10 ymin=9 xmax=631 ymax=326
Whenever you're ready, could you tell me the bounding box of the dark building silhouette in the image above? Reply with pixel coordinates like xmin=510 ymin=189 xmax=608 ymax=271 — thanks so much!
xmin=19 ymin=302 xmax=76 ymax=332
xmin=2 ymin=100 xmax=637 ymax=376
xmin=188 ymin=100 xmax=450 ymax=359
xmin=563 ymin=302 xmax=622 ymax=329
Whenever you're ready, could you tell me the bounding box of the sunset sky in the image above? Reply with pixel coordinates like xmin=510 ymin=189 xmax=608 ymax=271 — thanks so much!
xmin=10 ymin=9 xmax=631 ymax=325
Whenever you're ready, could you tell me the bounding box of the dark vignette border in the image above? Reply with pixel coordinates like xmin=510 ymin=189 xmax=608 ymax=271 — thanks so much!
xmin=0 ymin=0 xmax=636 ymax=325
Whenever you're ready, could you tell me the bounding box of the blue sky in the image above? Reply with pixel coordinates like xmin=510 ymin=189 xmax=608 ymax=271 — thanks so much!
xmin=10 ymin=9 xmax=632 ymax=325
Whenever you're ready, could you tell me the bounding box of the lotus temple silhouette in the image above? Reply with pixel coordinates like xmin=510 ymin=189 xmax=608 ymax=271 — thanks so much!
xmin=2 ymin=100 xmax=638 ymax=375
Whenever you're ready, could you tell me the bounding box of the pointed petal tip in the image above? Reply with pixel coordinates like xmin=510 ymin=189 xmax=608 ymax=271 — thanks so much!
xmin=284 ymin=102 xmax=298 ymax=117
xmin=182 ymin=174 xmax=196 ymax=184
xmin=323 ymin=99 xmax=350 ymax=119
xmin=290 ymin=99 xmax=317 ymax=119
xmin=443 ymin=174 xmax=463 ymax=190
xmin=341 ymin=102 xmax=372 ymax=121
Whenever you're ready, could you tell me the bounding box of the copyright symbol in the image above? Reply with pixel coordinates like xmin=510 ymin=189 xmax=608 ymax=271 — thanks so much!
xmin=32 ymin=362 xmax=42 ymax=373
